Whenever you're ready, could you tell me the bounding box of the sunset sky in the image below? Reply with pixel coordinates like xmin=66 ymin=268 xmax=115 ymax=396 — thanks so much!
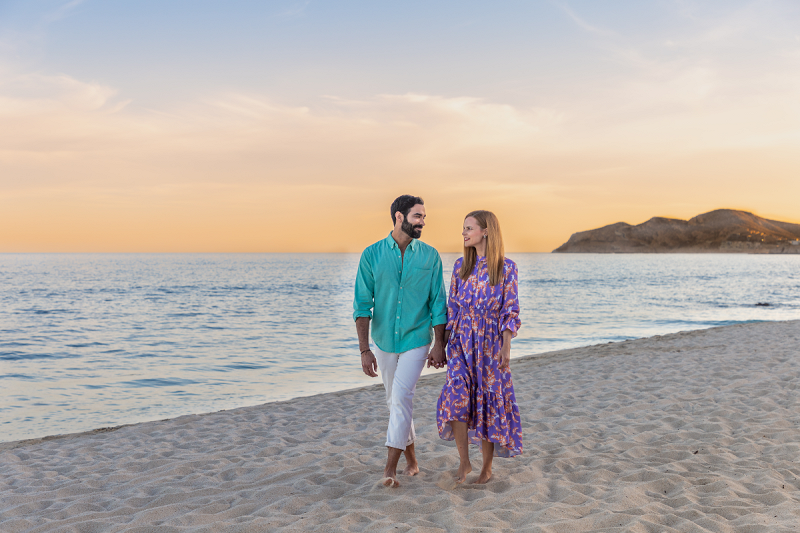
xmin=2 ymin=0 xmax=799 ymax=253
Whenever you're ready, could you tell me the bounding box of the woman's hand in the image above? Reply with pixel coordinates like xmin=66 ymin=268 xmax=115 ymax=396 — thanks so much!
xmin=499 ymin=329 xmax=513 ymax=372
xmin=499 ymin=344 xmax=511 ymax=372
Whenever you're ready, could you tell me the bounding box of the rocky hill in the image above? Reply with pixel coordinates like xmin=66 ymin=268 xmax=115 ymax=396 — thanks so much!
xmin=553 ymin=209 xmax=800 ymax=253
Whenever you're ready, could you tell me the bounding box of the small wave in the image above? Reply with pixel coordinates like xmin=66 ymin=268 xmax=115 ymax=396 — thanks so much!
xmin=81 ymin=288 xmax=126 ymax=294
xmin=157 ymin=286 xmax=200 ymax=293
xmin=525 ymin=278 xmax=562 ymax=284
xmin=66 ymin=342 xmax=109 ymax=348
xmin=1 ymin=351 xmax=80 ymax=361
xmin=1 ymin=352 xmax=52 ymax=361
xmin=224 ymin=363 xmax=267 ymax=370
xmin=120 ymin=378 xmax=199 ymax=388
xmin=651 ymin=319 xmax=763 ymax=329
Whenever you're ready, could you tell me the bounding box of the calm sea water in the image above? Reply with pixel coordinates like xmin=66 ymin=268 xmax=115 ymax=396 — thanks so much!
xmin=1 ymin=253 xmax=799 ymax=443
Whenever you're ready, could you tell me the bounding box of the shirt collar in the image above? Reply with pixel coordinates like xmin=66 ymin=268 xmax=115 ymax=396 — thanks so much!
xmin=386 ymin=231 xmax=417 ymax=251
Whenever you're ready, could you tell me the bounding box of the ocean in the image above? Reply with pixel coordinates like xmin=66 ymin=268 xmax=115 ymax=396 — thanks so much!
xmin=1 ymin=253 xmax=798 ymax=443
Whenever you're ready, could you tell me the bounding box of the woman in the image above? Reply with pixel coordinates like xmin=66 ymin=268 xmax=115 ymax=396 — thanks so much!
xmin=437 ymin=210 xmax=522 ymax=484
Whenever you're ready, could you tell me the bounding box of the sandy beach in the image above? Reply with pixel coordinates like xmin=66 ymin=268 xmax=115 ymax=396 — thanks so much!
xmin=2 ymin=320 xmax=799 ymax=532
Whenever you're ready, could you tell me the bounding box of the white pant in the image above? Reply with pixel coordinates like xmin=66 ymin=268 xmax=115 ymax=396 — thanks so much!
xmin=373 ymin=344 xmax=430 ymax=450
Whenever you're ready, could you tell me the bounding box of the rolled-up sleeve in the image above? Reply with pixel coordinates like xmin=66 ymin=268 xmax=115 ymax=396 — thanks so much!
xmin=353 ymin=250 xmax=375 ymax=321
xmin=499 ymin=260 xmax=521 ymax=337
xmin=428 ymin=253 xmax=448 ymax=327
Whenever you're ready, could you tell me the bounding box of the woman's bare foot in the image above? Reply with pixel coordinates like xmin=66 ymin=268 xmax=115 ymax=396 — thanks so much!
xmin=456 ymin=461 xmax=472 ymax=484
xmin=474 ymin=440 xmax=494 ymax=484
xmin=473 ymin=469 xmax=492 ymax=484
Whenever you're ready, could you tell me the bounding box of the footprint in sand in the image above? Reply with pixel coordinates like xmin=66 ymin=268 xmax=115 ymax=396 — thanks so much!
xmin=435 ymin=472 xmax=459 ymax=490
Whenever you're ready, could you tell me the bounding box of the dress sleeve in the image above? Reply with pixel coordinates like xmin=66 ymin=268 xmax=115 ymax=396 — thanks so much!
xmin=445 ymin=259 xmax=462 ymax=331
xmin=499 ymin=259 xmax=521 ymax=337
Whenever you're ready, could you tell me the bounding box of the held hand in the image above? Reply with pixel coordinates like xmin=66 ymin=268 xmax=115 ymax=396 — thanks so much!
xmin=361 ymin=350 xmax=378 ymax=377
xmin=499 ymin=345 xmax=511 ymax=372
xmin=427 ymin=343 xmax=446 ymax=369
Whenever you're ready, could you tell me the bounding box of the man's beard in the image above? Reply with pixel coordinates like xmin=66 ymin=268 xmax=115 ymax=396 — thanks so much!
xmin=402 ymin=219 xmax=423 ymax=239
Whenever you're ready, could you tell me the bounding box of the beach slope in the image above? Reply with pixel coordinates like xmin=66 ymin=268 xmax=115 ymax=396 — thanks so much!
xmin=2 ymin=320 xmax=800 ymax=532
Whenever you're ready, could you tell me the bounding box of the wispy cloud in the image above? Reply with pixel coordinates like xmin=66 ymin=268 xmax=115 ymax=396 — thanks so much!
xmin=45 ymin=0 xmax=88 ymax=23
xmin=0 ymin=72 xmax=118 ymax=114
xmin=273 ymin=1 xmax=310 ymax=19
xmin=548 ymin=0 xmax=618 ymax=38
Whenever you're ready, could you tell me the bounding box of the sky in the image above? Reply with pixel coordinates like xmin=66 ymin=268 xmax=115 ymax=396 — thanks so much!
xmin=1 ymin=0 xmax=799 ymax=253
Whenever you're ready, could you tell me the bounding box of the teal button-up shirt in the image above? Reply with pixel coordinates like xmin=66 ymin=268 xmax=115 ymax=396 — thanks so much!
xmin=354 ymin=232 xmax=448 ymax=354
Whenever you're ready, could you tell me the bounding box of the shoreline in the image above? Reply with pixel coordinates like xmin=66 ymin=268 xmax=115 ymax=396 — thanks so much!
xmin=3 ymin=320 xmax=800 ymax=532
xmin=0 ymin=321 xmax=757 ymax=452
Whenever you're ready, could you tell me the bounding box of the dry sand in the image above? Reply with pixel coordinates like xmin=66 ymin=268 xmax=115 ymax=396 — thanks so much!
xmin=2 ymin=320 xmax=800 ymax=532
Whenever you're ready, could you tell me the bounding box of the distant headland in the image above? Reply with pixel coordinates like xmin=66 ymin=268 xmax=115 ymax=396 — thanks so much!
xmin=553 ymin=209 xmax=800 ymax=254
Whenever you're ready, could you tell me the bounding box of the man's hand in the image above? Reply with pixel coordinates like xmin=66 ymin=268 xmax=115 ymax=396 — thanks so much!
xmin=355 ymin=317 xmax=377 ymax=377
xmin=361 ymin=350 xmax=378 ymax=377
xmin=427 ymin=343 xmax=446 ymax=369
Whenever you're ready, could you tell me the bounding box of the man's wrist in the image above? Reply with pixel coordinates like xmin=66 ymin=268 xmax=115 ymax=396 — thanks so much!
xmin=360 ymin=348 xmax=372 ymax=355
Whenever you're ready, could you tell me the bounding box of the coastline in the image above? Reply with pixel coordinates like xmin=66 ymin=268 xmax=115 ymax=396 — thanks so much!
xmin=2 ymin=320 xmax=800 ymax=531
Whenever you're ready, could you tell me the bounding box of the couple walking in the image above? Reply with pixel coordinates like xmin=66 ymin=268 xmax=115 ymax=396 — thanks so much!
xmin=354 ymin=194 xmax=522 ymax=488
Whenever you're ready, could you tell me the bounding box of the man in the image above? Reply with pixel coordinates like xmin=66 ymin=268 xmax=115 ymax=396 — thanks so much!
xmin=354 ymin=194 xmax=448 ymax=488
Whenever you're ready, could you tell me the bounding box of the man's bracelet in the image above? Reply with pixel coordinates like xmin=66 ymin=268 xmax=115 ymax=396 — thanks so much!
xmin=360 ymin=349 xmax=372 ymax=355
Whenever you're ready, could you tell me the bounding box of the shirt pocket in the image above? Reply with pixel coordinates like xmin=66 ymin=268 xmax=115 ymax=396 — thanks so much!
xmin=406 ymin=267 xmax=432 ymax=296
xmin=375 ymin=256 xmax=401 ymax=284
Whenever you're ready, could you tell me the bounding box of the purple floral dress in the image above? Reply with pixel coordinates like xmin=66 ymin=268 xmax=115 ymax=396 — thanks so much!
xmin=437 ymin=256 xmax=523 ymax=457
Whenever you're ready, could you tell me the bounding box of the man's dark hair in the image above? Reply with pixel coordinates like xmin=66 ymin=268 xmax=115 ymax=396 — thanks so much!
xmin=390 ymin=195 xmax=424 ymax=225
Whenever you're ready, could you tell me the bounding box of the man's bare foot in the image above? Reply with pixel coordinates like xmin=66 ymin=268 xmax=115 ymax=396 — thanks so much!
xmin=380 ymin=476 xmax=400 ymax=488
xmin=382 ymin=465 xmax=400 ymax=488
xmin=402 ymin=462 xmax=419 ymax=476
xmin=402 ymin=443 xmax=419 ymax=476
xmin=473 ymin=469 xmax=492 ymax=484
xmin=456 ymin=461 xmax=472 ymax=484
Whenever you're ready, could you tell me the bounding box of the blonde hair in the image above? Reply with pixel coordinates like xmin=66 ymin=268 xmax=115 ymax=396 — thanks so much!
xmin=460 ymin=210 xmax=505 ymax=286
